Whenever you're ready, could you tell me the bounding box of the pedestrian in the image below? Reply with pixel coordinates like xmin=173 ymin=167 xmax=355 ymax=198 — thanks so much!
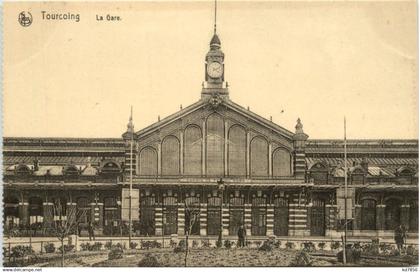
xmin=237 ymin=224 xmax=246 ymax=248
xmin=394 ymin=224 xmax=407 ymax=254
xmin=88 ymin=221 xmax=95 ymax=241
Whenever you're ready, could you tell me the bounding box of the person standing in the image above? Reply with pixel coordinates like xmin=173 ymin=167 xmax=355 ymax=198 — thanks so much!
xmin=394 ymin=224 xmax=407 ymax=254
xmin=88 ymin=220 xmax=95 ymax=241
xmin=237 ymin=224 xmax=246 ymax=248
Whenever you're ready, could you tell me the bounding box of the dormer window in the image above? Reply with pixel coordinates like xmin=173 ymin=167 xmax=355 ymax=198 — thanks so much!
xmin=15 ymin=164 xmax=31 ymax=176
xmin=63 ymin=165 xmax=80 ymax=176
xmin=100 ymin=160 xmax=121 ymax=174
xmin=309 ymin=162 xmax=328 ymax=184
xmin=351 ymin=167 xmax=365 ymax=184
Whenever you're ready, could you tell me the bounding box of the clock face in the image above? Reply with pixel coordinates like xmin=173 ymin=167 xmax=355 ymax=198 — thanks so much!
xmin=207 ymin=62 xmax=223 ymax=78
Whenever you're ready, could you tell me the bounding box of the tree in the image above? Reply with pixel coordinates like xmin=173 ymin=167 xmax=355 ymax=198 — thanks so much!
xmin=183 ymin=200 xmax=200 ymax=267
xmin=47 ymin=199 xmax=86 ymax=267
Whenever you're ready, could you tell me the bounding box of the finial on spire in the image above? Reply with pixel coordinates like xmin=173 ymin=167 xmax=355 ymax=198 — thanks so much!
xmin=214 ymin=0 xmax=217 ymax=34
xmin=127 ymin=106 xmax=134 ymax=134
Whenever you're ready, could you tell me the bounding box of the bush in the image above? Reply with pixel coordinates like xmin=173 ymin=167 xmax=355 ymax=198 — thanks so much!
xmin=169 ymin=240 xmax=178 ymax=248
xmin=337 ymin=247 xmax=361 ymax=264
xmin=216 ymin=239 xmax=223 ymax=248
xmin=58 ymin=245 xmax=74 ymax=253
xmin=114 ymin=243 xmax=126 ymax=250
xmin=224 ymin=240 xmax=233 ymax=249
xmin=129 ymin=241 xmax=138 ymax=249
xmin=108 ymin=247 xmax=123 ymax=260
xmin=105 ymin=241 xmax=113 ymax=250
xmin=285 ymin=241 xmax=295 ymax=249
xmin=379 ymin=243 xmax=392 ymax=255
xmin=173 ymin=239 xmax=186 ymax=253
xmin=192 ymin=240 xmax=199 ymax=248
xmin=303 ymin=242 xmax=315 ymax=252
xmin=43 ymin=242 xmax=55 ymax=253
xmin=202 ymin=239 xmax=211 ymax=248
xmin=80 ymin=243 xmax=90 ymax=251
xmin=290 ymin=250 xmax=312 ymax=266
xmin=273 ymin=240 xmax=281 ymax=249
xmin=331 ymin=241 xmax=341 ymax=251
xmin=141 ymin=241 xmax=162 ymax=250
xmin=406 ymin=245 xmax=417 ymax=255
xmin=92 ymin=242 xmax=102 ymax=251
xmin=138 ymin=254 xmax=161 ymax=267
xmin=317 ymin=242 xmax=326 ymax=251
xmin=11 ymin=245 xmax=34 ymax=258
xmin=361 ymin=243 xmax=379 ymax=255
xmin=259 ymin=240 xmax=273 ymax=252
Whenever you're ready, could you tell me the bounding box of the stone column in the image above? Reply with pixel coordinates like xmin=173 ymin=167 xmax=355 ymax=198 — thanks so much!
xmin=155 ymin=206 xmax=163 ymax=236
xmin=289 ymin=192 xmax=309 ymax=236
xmin=202 ymin=119 xmax=206 ymax=176
xmin=224 ymin=121 xmax=228 ymax=176
xmin=246 ymin=131 xmax=250 ymax=177
xmin=180 ymin=130 xmax=184 ymax=175
xmin=200 ymin=203 xmax=207 ymax=236
xmin=244 ymin=203 xmax=252 ymax=236
xmin=177 ymin=204 xmax=185 ymax=236
xmin=376 ymin=204 xmax=386 ymax=231
xmin=222 ymin=203 xmax=230 ymax=236
xmin=266 ymin=204 xmax=274 ymax=236
xmin=400 ymin=204 xmax=410 ymax=229
xmin=19 ymin=201 xmax=29 ymax=227
xmin=157 ymin=142 xmax=162 ymax=176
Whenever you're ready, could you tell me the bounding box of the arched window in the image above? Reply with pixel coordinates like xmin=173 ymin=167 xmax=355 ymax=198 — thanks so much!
xmin=409 ymin=200 xmax=418 ymax=231
xmin=251 ymin=196 xmax=267 ymax=236
xmin=140 ymin=194 xmax=156 ymax=236
xmin=385 ymin=198 xmax=401 ymax=230
xmin=309 ymin=163 xmax=328 ymax=183
xmin=103 ymin=197 xmax=119 ymax=235
xmin=206 ymin=114 xmax=224 ymax=176
xmin=228 ymin=125 xmax=246 ymax=176
xmin=184 ymin=126 xmax=202 ymax=176
xmin=207 ymin=196 xmax=221 ymax=235
xmin=229 ymin=193 xmax=244 ymax=235
xmin=250 ymin=136 xmax=269 ymax=177
xmin=272 ymin=148 xmax=291 ymax=177
xmin=139 ymin=147 xmax=158 ymax=176
xmin=163 ymin=195 xmax=178 ymax=235
xmin=361 ymin=199 xmax=376 ymax=230
xmin=63 ymin=165 xmax=80 ymax=176
xmin=16 ymin=164 xmax=31 ymax=175
xmin=161 ymin=136 xmax=180 ymax=175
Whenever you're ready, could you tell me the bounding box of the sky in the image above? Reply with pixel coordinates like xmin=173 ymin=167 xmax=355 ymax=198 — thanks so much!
xmin=4 ymin=1 xmax=418 ymax=139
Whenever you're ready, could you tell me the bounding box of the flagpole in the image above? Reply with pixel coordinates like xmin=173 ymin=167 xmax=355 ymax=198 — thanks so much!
xmin=129 ymin=106 xmax=133 ymax=245
xmin=343 ymin=117 xmax=348 ymax=265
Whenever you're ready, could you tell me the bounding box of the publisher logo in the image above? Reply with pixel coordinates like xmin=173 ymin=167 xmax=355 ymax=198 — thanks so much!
xmin=18 ymin=11 xmax=33 ymax=27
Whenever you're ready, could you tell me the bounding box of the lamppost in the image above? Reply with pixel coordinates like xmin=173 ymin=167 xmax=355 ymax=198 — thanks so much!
xmin=217 ymin=178 xmax=224 ymax=247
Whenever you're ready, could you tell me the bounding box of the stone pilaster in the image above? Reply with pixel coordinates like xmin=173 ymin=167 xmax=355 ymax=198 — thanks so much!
xmin=19 ymin=201 xmax=29 ymax=226
xmin=177 ymin=204 xmax=185 ymax=235
xmin=400 ymin=204 xmax=410 ymax=229
xmin=292 ymin=119 xmax=309 ymax=179
xmin=325 ymin=204 xmax=338 ymax=236
xmin=266 ymin=204 xmax=274 ymax=236
xmin=222 ymin=203 xmax=229 ymax=235
xmin=155 ymin=206 xmax=163 ymax=236
xmin=244 ymin=204 xmax=252 ymax=235
xmin=376 ymin=204 xmax=385 ymax=231
xmin=289 ymin=193 xmax=309 ymax=236
xmin=200 ymin=203 xmax=207 ymax=236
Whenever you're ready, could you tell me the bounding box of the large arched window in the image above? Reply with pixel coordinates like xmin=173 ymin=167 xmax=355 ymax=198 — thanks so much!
xmin=361 ymin=199 xmax=376 ymax=230
xmin=272 ymin=148 xmax=291 ymax=177
xmin=250 ymin=136 xmax=268 ymax=177
xmin=161 ymin=136 xmax=180 ymax=176
xmin=138 ymin=147 xmax=158 ymax=176
xmin=228 ymin=125 xmax=246 ymax=176
xmin=184 ymin=126 xmax=202 ymax=176
xmin=206 ymin=114 xmax=224 ymax=176
xmin=385 ymin=198 xmax=401 ymax=230
xmin=309 ymin=163 xmax=328 ymax=184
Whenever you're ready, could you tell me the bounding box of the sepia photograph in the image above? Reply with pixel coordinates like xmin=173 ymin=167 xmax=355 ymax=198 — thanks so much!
xmin=2 ymin=0 xmax=419 ymax=268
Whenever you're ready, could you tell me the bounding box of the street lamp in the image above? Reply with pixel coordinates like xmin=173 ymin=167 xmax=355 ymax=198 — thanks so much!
xmin=217 ymin=178 xmax=224 ymax=247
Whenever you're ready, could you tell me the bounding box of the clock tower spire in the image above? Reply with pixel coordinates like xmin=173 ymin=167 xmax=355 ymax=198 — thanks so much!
xmin=202 ymin=0 xmax=228 ymax=99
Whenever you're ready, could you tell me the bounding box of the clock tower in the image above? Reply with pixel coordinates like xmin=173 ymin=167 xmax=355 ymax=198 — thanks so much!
xmin=202 ymin=3 xmax=228 ymax=99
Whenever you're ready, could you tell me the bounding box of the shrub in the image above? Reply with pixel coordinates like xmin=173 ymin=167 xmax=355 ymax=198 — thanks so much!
xmin=317 ymin=242 xmax=326 ymax=251
xmin=105 ymin=241 xmax=113 ymax=250
xmin=273 ymin=240 xmax=281 ymax=249
xmin=11 ymin=245 xmax=34 ymax=258
xmin=202 ymin=239 xmax=211 ymax=248
xmin=406 ymin=245 xmax=416 ymax=255
xmin=224 ymin=240 xmax=233 ymax=249
xmin=259 ymin=240 xmax=273 ymax=252
xmin=216 ymin=239 xmax=223 ymax=248
xmin=129 ymin=241 xmax=138 ymax=250
xmin=331 ymin=241 xmax=341 ymax=251
xmin=290 ymin=250 xmax=312 ymax=266
xmin=169 ymin=240 xmax=178 ymax=248
xmin=58 ymin=245 xmax=74 ymax=253
xmin=285 ymin=241 xmax=295 ymax=249
xmin=192 ymin=240 xmax=199 ymax=248
xmin=114 ymin=243 xmax=126 ymax=250
xmin=141 ymin=241 xmax=161 ymax=250
xmin=379 ymin=243 xmax=392 ymax=255
xmin=303 ymin=242 xmax=315 ymax=252
xmin=92 ymin=242 xmax=103 ymax=251
xmin=43 ymin=242 xmax=55 ymax=253
xmin=337 ymin=247 xmax=361 ymax=264
xmin=138 ymin=254 xmax=161 ymax=267
xmin=173 ymin=239 xmax=186 ymax=253
xmin=108 ymin=247 xmax=123 ymax=260
xmin=361 ymin=243 xmax=379 ymax=255
xmin=80 ymin=243 xmax=90 ymax=251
